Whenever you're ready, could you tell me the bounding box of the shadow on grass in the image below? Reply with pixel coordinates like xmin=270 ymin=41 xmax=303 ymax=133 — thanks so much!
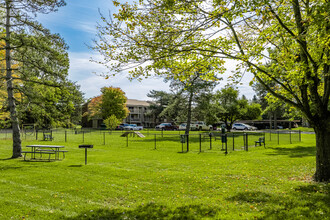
xmin=0 ymin=157 xmax=14 ymax=161
xmin=266 ymin=146 xmax=316 ymax=158
xmin=0 ymin=165 xmax=23 ymax=170
xmin=65 ymin=203 xmax=217 ymax=220
xmin=68 ymin=165 xmax=83 ymax=167
xmin=21 ymin=160 xmax=55 ymax=162
xmin=227 ymin=191 xmax=273 ymax=203
xmin=227 ymin=186 xmax=329 ymax=219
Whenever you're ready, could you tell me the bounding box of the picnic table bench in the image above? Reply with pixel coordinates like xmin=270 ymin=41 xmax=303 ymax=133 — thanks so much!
xmin=22 ymin=145 xmax=67 ymax=161
xmin=43 ymin=133 xmax=53 ymax=141
xmin=36 ymin=149 xmax=69 ymax=158
xmin=21 ymin=150 xmax=55 ymax=161
xmin=255 ymin=137 xmax=265 ymax=147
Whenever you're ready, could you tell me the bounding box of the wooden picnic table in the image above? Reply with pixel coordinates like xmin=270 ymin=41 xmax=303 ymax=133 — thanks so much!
xmin=22 ymin=145 xmax=67 ymax=161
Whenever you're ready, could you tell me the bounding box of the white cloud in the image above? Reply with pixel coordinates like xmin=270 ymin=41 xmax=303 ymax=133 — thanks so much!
xmin=76 ymin=21 xmax=98 ymax=35
xmin=68 ymin=51 xmax=255 ymax=101
xmin=68 ymin=51 xmax=170 ymax=100
xmin=78 ymin=75 xmax=170 ymax=100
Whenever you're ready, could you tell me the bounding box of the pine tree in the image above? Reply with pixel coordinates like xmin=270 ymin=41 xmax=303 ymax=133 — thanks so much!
xmin=1 ymin=0 xmax=67 ymax=158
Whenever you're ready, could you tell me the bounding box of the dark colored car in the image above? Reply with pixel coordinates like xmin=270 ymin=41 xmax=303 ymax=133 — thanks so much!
xmin=155 ymin=123 xmax=178 ymax=130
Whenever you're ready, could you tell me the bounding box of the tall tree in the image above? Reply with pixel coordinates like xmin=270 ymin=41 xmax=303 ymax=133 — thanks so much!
xmin=85 ymin=86 xmax=129 ymax=122
xmin=99 ymin=87 xmax=129 ymax=121
xmin=214 ymin=87 xmax=243 ymax=131
xmin=193 ymin=92 xmax=218 ymax=126
xmin=147 ymin=90 xmax=172 ymax=124
xmin=18 ymin=81 xmax=83 ymax=129
xmin=0 ymin=40 xmax=10 ymax=128
xmin=1 ymin=0 xmax=68 ymax=158
xmin=94 ymin=0 xmax=330 ymax=182
xmin=164 ymin=68 xmax=218 ymax=134
xmin=213 ymin=87 xmax=261 ymax=131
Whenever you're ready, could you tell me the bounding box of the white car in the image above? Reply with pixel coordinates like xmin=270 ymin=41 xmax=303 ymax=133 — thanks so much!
xmin=190 ymin=121 xmax=213 ymax=131
xmin=232 ymin=123 xmax=257 ymax=131
xmin=179 ymin=123 xmax=187 ymax=130
xmin=179 ymin=122 xmax=213 ymax=131
xmin=124 ymin=124 xmax=143 ymax=130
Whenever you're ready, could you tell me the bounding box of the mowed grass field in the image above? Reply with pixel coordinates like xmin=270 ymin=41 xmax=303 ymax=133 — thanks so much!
xmin=0 ymin=131 xmax=329 ymax=219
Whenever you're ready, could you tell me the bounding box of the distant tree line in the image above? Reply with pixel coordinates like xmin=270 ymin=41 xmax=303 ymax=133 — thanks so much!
xmin=147 ymin=86 xmax=263 ymax=132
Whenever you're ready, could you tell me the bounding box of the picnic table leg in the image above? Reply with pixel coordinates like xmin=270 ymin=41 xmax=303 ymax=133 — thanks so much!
xmin=33 ymin=147 xmax=36 ymax=159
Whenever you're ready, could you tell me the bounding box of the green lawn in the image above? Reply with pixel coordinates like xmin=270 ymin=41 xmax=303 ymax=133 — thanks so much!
xmin=0 ymin=131 xmax=329 ymax=219
xmin=292 ymin=127 xmax=315 ymax=132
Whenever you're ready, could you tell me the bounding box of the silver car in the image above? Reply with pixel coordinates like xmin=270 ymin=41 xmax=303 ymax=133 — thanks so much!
xmin=232 ymin=123 xmax=257 ymax=130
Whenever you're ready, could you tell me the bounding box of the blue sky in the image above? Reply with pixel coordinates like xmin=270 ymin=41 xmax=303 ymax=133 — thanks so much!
xmin=37 ymin=0 xmax=255 ymax=101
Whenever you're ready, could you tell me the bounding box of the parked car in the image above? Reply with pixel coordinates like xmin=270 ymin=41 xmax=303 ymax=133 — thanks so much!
xmin=190 ymin=121 xmax=213 ymax=131
xmin=124 ymin=124 xmax=143 ymax=130
xmin=116 ymin=123 xmax=129 ymax=130
xmin=179 ymin=123 xmax=186 ymax=130
xmin=178 ymin=122 xmax=213 ymax=131
xmin=249 ymin=125 xmax=258 ymax=130
xmin=155 ymin=123 xmax=178 ymax=130
xmin=232 ymin=123 xmax=257 ymax=131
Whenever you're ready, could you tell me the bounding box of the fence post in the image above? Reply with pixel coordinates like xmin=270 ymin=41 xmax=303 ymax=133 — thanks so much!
xmin=65 ymin=130 xmax=67 ymax=142
xmin=278 ymin=131 xmax=279 ymax=145
xmin=299 ymin=130 xmax=301 ymax=142
xmin=243 ymin=133 xmax=246 ymax=150
xmin=233 ymin=133 xmax=235 ymax=151
xmin=270 ymin=130 xmax=271 ymax=141
xmin=154 ymin=134 xmax=156 ymax=150
xmin=263 ymin=132 xmax=266 ymax=148
xmin=199 ymin=134 xmax=202 ymax=153
xmin=186 ymin=134 xmax=189 ymax=152
xmin=209 ymin=133 xmax=212 ymax=150
xmin=225 ymin=134 xmax=228 ymax=155
xmin=246 ymin=133 xmax=248 ymax=151
xmin=290 ymin=129 xmax=292 ymax=144
xmin=36 ymin=130 xmax=38 ymax=140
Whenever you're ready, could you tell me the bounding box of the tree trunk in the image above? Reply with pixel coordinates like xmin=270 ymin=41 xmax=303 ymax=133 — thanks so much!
xmin=225 ymin=122 xmax=231 ymax=132
xmin=313 ymin=120 xmax=330 ymax=182
xmin=5 ymin=0 xmax=22 ymax=158
xmin=185 ymin=92 xmax=194 ymax=135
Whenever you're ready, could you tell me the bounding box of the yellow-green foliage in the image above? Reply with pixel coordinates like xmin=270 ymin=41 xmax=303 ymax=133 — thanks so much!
xmin=104 ymin=115 xmax=121 ymax=130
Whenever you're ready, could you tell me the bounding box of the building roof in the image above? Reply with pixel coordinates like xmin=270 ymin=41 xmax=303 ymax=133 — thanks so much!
xmin=126 ymin=99 xmax=152 ymax=107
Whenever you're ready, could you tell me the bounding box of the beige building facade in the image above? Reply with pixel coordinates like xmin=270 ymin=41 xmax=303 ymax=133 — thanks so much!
xmin=123 ymin=99 xmax=155 ymax=128
xmin=88 ymin=99 xmax=159 ymax=129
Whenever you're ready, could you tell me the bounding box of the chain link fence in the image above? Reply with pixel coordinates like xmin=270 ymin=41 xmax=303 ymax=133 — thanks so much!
xmin=0 ymin=128 xmax=302 ymax=153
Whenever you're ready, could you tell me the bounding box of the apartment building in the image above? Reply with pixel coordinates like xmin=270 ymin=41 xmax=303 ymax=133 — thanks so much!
xmin=123 ymin=99 xmax=155 ymax=128
xmin=83 ymin=98 xmax=157 ymax=128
